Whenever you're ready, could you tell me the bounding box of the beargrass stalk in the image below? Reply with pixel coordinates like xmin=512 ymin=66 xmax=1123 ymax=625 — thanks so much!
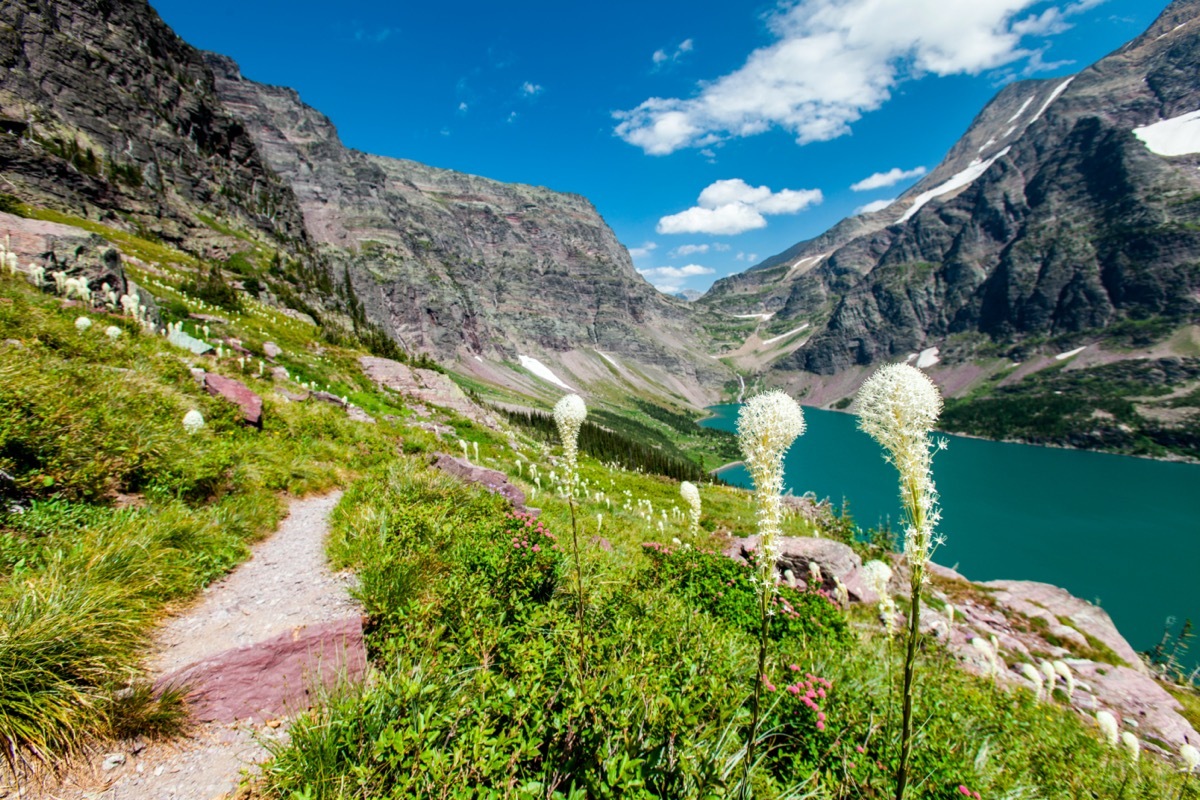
xmin=854 ymin=364 xmax=945 ymax=800
xmin=553 ymin=393 xmax=588 ymax=680
xmin=734 ymin=390 xmax=805 ymax=795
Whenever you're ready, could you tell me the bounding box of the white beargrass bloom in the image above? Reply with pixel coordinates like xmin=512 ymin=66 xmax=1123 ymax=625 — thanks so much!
xmin=1020 ymin=663 xmax=1044 ymax=700
xmin=1040 ymin=661 xmax=1056 ymax=690
xmin=972 ymin=637 xmax=998 ymax=677
xmin=182 ymin=409 xmax=205 ymax=435
xmin=1181 ymin=743 xmax=1200 ymax=773
xmin=1052 ymin=660 xmax=1075 ymax=700
xmin=1121 ymin=731 xmax=1139 ymax=762
xmin=679 ymin=481 xmax=701 ymax=535
xmin=75 ymin=316 xmax=92 ymax=332
xmin=855 ymin=363 xmax=945 ymax=581
xmin=1096 ymin=711 xmax=1120 ymax=748
xmin=737 ymin=391 xmax=805 ymax=589
xmin=105 ymin=325 xmax=121 ymax=340
xmin=862 ymin=560 xmax=896 ymax=635
xmin=553 ymin=393 xmax=587 ymax=492
xmin=807 ymin=560 xmax=822 ymax=585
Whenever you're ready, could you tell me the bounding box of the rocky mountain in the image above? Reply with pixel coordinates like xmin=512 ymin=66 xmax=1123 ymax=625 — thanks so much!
xmin=205 ymin=55 xmax=727 ymax=405
xmin=702 ymin=0 xmax=1200 ymax=385
xmin=0 ymin=0 xmax=728 ymax=407
xmin=0 ymin=0 xmax=308 ymax=255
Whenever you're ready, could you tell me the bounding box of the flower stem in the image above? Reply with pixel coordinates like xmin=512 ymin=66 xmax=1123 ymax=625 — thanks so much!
xmin=742 ymin=582 xmax=772 ymax=799
xmin=567 ymin=495 xmax=586 ymax=684
xmin=894 ymin=563 xmax=922 ymax=800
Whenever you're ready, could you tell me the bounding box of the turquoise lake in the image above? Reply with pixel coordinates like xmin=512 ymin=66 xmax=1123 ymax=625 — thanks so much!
xmin=702 ymin=404 xmax=1200 ymax=671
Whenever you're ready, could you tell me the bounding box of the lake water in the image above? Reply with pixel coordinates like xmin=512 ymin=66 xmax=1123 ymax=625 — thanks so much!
xmin=703 ymin=404 xmax=1200 ymax=673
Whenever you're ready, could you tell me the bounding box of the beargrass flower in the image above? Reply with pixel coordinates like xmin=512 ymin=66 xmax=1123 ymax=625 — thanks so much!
xmin=1182 ymin=743 xmax=1200 ymax=773
xmin=737 ymin=390 xmax=805 ymax=587
xmin=105 ymin=325 xmax=121 ymax=340
xmin=553 ymin=393 xmax=587 ymax=489
xmin=1121 ymin=731 xmax=1139 ymax=762
xmin=75 ymin=316 xmax=92 ymax=332
xmin=182 ymin=409 xmax=205 ymax=435
xmin=680 ymin=481 xmax=701 ymax=536
xmin=1019 ymin=663 xmax=1043 ymax=700
xmin=1052 ymin=660 xmax=1075 ymax=700
xmin=1096 ymin=711 xmax=1120 ymax=747
xmin=855 ymin=363 xmax=945 ymax=576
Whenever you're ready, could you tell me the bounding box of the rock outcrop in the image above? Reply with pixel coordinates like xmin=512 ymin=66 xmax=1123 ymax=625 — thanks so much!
xmin=159 ymin=616 xmax=367 ymax=725
xmin=204 ymin=373 xmax=263 ymax=427
xmin=430 ymin=453 xmax=535 ymax=515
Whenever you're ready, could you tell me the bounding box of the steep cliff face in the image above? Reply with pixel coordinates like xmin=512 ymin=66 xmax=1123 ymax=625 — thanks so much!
xmin=702 ymin=0 xmax=1200 ymax=378
xmin=206 ymin=55 xmax=727 ymax=402
xmin=0 ymin=0 xmax=308 ymax=253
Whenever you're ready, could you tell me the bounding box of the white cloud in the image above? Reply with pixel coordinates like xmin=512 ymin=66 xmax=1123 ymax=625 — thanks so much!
xmin=615 ymin=0 xmax=1088 ymax=155
xmin=628 ymin=241 xmax=657 ymax=259
xmin=713 ymin=242 xmax=731 ymax=252
xmin=671 ymin=244 xmax=710 ymax=257
xmin=855 ymin=198 xmax=896 ymax=214
xmin=507 ymin=111 xmax=519 ymax=124
xmin=851 ymin=166 xmax=927 ymax=191
xmin=638 ymin=264 xmax=715 ymax=280
xmin=657 ymin=178 xmax=822 ymax=235
xmin=653 ymin=38 xmax=695 ymax=66
xmin=457 ymin=101 xmax=469 ymax=114
xmin=520 ymin=81 xmax=544 ymax=97
xmin=735 ymin=252 xmax=760 ymax=262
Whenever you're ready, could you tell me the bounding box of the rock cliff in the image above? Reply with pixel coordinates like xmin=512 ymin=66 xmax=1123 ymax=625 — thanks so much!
xmin=0 ymin=0 xmax=308 ymax=254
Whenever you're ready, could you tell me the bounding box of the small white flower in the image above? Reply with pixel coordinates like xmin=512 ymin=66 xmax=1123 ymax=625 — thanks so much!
xmin=1096 ymin=711 xmax=1119 ymax=748
xmin=1052 ymin=660 xmax=1075 ymax=700
xmin=75 ymin=316 xmax=92 ymax=332
xmin=104 ymin=325 xmax=121 ymax=340
xmin=182 ymin=409 xmax=205 ymax=435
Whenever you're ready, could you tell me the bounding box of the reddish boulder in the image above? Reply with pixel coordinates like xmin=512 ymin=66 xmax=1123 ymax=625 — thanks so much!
xmin=431 ymin=453 xmax=533 ymax=514
xmin=158 ymin=616 xmax=367 ymax=724
xmin=205 ymin=373 xmax=263 ymax=427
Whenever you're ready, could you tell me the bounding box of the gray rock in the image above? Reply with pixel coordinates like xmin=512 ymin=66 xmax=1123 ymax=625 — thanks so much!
xmin=724 ymin=535 xmax=872 ymax=602
xmin=204 ymin=373 xmax=263 ymax=427
xmin=346 ymin=405 xmax=376 ymax=424
xmin=263 ymin=341 xmax=282 ymax=359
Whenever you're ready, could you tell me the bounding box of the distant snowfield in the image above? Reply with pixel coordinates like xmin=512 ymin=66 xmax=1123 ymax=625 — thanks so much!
xmin=1005 ymin=96 xmax=1034 ymax=124
xmin=518 ymin=355 xmax=573 ymax=390
xmin=1133 ymin=110 xmax=1200 ymax=156
xmin=897 ymin=148 xmax=1011 ymax=223
xmin=1029 ymin=78 xmax=1074 ymax=125
xmin=595 ymin=350 xmax=620 ymax=368
xmin=1055 ymin=345 xmax=1087 ymax=361
xmin=761 ymin=324 xmax=808 ymax=346
xmin=916 ymin=347 xmax=940 ymax=369
xmin=732 ymin=312 xmax=774 ymax=321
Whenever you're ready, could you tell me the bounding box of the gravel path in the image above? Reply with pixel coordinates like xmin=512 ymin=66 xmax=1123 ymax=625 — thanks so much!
xmin=39 ymin=491 xmax=354 ymax=800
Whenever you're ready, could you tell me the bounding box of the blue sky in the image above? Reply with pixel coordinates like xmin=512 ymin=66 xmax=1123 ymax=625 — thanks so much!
xmin=150 ymin=0 xmax=1168 ymax=295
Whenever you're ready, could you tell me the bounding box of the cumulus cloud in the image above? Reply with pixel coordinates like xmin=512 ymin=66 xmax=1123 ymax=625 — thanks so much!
xmin=657 ymin=178 xmax=822 ymax=235
xmin=521 ymin=81 xmax=544 ymax=97
xmin=638 ymin=264 xmax=715 ymax=279
xmin=615 ymin=0 xmax=1088 ymax=155
xmin=736 ymin=252 xmax=759 ymax=262
xmin=671 ymin=244 xmax=710 ymax=257
xmin=628 ymin=241 xmax=658 ymax=259
xmin=854 ymin=198 xmax=896 ymax=215
xmin=851 ymin=166 xmax=927 ymax=191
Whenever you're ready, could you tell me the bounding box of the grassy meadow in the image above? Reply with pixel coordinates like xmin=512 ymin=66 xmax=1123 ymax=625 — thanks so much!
xmin=0 ymin=218 xmax=1196 ymax=798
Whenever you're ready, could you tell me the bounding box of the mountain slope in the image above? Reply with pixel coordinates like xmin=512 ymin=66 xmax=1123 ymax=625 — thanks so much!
xmin=702 ymin=0 xmax=1200 ymax=382
xmin=204 ymin=54 xmax=728 ymax=406
xmin=0 ymin=0 xmax=308 ymax=255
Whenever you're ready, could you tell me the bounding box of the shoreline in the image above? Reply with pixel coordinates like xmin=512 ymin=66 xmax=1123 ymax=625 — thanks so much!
xmin=704 ymin=401 xmax=1200 ymax=467
xmin=709 ymin=459 xmax=744 ymax=475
